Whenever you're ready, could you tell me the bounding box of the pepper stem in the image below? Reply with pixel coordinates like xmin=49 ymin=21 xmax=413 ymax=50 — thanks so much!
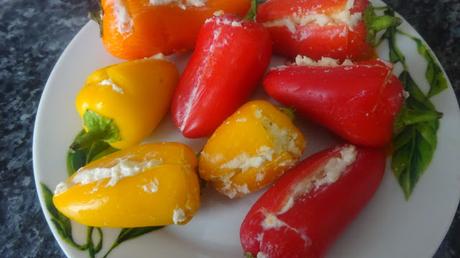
xmin=244 ymin=252 xmax=255 ymax=258
xmin=279 ymin=107 xmax=296 ymax=121
xmin=89 ymin=1 xmax=103 ymax=37
xmin=244 ymin=0 xmax=258 ymax=21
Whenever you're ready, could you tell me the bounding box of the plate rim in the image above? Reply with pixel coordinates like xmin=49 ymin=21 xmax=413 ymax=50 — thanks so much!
xmin=32 ymin=21 xmax=98 ymax=258
xmin=32 ymin=6 xmax=460 ymax=258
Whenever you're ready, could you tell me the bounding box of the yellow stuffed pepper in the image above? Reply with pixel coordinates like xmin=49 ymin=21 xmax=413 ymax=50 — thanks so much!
xmin=54 ymin=142 xmax=200 ymax=228
xmin=75 ymin=58 xmax=179 ymax=150
xmin=199 ymin=100 xmax=306 ymax=199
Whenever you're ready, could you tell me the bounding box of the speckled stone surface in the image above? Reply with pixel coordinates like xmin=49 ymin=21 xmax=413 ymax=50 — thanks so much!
xmin=0 ymin=0 xmax=458 ymax=257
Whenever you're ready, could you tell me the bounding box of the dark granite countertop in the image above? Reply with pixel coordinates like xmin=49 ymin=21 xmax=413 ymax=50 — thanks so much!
xmin=0 ymin=0 xmax=459 ymax=257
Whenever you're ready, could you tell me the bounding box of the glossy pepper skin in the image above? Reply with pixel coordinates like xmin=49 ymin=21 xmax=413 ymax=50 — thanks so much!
xmin=53 ymin=143 xmax=200 ymax=228
xmin=76 ymin=59 xmax=179 ymax=149
xmin=240 ymin=144 xmax=386 ymax=258
xmin=199 ymin=100 xmax=306 ymax=199
xmin=263 ymin=59 xmax=404 ymax=147
xmin=257 ymin=0 xmax=372 ymax=60
xmin=172 ymin=14 xmax=272 ymax=138
xmin=101 ymin=0 xmax=251 ymax=60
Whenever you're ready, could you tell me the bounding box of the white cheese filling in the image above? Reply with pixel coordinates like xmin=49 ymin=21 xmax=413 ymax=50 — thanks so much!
xmin=220 ymin=146 xmax=274 ymax=172
xmin=263 ymin=118 xmax=302 ymax=157
xmin=403 ymin=90 xmax=410 ymax=99
xmin=212 ymin=170 xmax=251 ymax=199
xmin=206 ymin=15 xmax=243 ymax=27
xmin=236 ymin=184 xmax=250 ymax=195
xmin=200 ymin=152 xmax=224 ymax=164
xmin=148 ymin=53 xmax=167 ymax=60
xmin=257 ymin=252 xmax=268 ymax=258
xmin=149 ymin=0 xmax=206 ymax=10
xmin=263 ymin=0 xmax=361 ymax=32
xmin=263 ymin=18 xmax=297 ymax=33
xmin=112 ymin=0 xmax=133 ymax=34
xmin=260 ymin=211 xmax=312 ymax=245
xmin=54 ymin=182 xmax=69 ymax=195
xmin=142 ymin=178 xmax=159 ymax=193
xmin=314 ymin=145 xmax=357 ymax=187
xmin=215 ymin=18 xmax=243 ymax=27
xmin=54 ymin=158 xmax=162 ymax=195
xmin=277 ymin=196 xmax=295 ymax=214
xmin=277 ymin=145 xmax=357 ymax=214
xmin=255 ymin=172 xmax=265 ymax=182
xmin=295 ymin=55 xmax=354 ymax=67
xmin=256 ymin=108 xmax=302 ymax=157
xmin=216 ymin=172 xmax=237 ymax=198
xmin=172 ymin=208 xmax=186 ymax=224
xmin=99 ymin=79 xmax=125 ymax=94
xmin=262 ymin=213 xmax=289 ymax=230
xmin=213 ymin=10 xmax=224 ymax=17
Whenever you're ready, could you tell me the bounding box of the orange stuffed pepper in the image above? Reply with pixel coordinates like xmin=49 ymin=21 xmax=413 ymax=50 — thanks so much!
xmin=199 ymin=100 xmax=306 ymax=199
xmin=101 ymin=0 xmax=251 ymax=59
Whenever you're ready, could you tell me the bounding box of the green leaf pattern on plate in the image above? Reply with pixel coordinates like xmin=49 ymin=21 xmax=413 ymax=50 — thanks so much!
xmin=372 ymin=8 xmax=447 ymax=199
xmin=43 ymin=111 xmax=160 ymax=257
xmin=102 ymin=227 xmax=164 ymax=258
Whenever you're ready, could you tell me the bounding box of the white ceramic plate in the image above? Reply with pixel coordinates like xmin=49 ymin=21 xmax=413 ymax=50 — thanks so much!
xmin=33 ymin=1 xmax=460 ymax=257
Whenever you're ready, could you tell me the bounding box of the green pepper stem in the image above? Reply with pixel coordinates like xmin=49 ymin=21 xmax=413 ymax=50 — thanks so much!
xmin=244 ymin=0 xmax=258 ymax=21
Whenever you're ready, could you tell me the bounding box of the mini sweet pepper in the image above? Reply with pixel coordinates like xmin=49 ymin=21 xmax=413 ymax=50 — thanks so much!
xmin=54 ymin=142 xmax=200 ymax=228
xmin=199 ymin=100 xmax=306 ymax=199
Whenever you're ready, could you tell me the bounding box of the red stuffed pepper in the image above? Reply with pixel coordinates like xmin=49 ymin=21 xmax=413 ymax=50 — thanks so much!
xmin=241 ymin=144 xmax=386 ymax=258
xmin=263 ymin=57 xmax=404 ymax=147
xmin=257 ymin=0 xmax=372 ymax=60
xmin=172 ymin=11 xmax=272 ymax=138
